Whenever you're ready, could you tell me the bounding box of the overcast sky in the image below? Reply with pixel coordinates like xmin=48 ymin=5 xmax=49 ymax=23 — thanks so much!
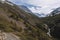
xmin=8 ymin=0 xmax=60 ymax=15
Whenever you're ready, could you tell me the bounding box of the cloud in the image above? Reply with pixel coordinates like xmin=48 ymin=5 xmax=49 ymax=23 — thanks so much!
xmin=25 ymin=0 xmax=60 ymax=14
xmin=8 ymin=0 xmax=60 ymax=15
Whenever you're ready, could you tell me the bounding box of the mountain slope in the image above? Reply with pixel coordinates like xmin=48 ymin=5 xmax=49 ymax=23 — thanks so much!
xmin=0 ymin=2 xmax=55 ymax=40
xmin=18 ymin=5 xmax=32 ymax=13
xmin=40 ymin=7 xmax=60 ymax=40
xmin=51 ymin=7 xmax=60 ymax=16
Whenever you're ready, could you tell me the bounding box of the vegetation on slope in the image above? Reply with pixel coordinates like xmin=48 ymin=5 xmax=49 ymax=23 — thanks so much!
xmin=41 ymin=12 xmax=60 ymax=40
xmin=0 ymin=2 xmax=55 ymax=40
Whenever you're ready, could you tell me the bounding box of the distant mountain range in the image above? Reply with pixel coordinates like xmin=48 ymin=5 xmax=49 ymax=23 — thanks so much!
xmin=18 ymin=5 xmax=60 ymax=17
xmin=18 ymin=5 xmax=45 ymax=17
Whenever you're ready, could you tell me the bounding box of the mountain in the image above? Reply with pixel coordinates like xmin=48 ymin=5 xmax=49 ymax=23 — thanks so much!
xmin=0 ymin=1 xmax=55 ymax=40
xmin=18 ymin=5 xmax=32 ymax=13
xmin=18 ymin=5 xmax=44 ymax=17
xmin=51 ymin=7 xmax=60 ymax=16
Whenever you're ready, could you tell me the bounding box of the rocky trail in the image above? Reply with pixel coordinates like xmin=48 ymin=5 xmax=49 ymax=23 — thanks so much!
xmin=0 ymin=31 xmax=20 ymax=40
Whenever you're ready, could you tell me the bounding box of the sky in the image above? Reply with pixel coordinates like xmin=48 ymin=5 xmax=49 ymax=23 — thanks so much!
xmin=8 ymin=0 xmax=60 ymax=15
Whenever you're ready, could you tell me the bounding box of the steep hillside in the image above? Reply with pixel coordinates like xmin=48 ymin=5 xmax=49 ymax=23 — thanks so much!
xmin=0 ymin=2 xmax=55 ymax=40
xmin=41 ymin=7 xmax=60 ymax=40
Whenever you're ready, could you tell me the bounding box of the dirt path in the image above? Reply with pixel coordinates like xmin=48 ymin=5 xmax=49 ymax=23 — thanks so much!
xmin=0 ymin=32 xmax=20 ymax=40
